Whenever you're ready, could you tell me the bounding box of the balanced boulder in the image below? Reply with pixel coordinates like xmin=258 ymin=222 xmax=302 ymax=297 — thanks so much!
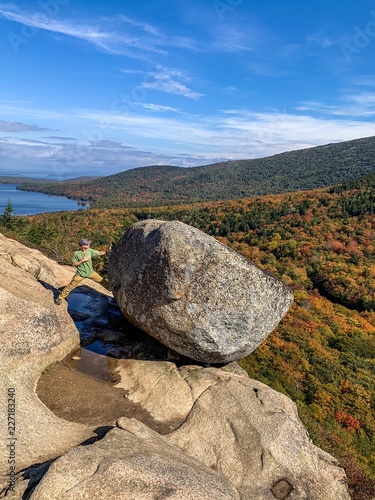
xmin=108 ymin=220 xmax=293 ymax=363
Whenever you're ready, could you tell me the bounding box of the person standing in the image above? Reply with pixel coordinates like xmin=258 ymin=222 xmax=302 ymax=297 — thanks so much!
xmin=55 ymin=238 xmax=111 ymax=305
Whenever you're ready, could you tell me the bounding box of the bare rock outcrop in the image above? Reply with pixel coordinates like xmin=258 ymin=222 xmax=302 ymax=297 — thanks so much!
xmin=0 ymin=233 xmax=351 ymax=499
xmin=108 ymin=220 xmax=294 ymax=363
xmin=0 ymin=233 xmax=73 ymax=288
xmin=114 ymin=360 xmax=195 ymax=433
xmin=0 ymin=236 xmax=93 ymax=490
xmin=29 ymin=419 xmax=240 ymax=500
xmin=114 ymin=360 xmax=350 ymax=500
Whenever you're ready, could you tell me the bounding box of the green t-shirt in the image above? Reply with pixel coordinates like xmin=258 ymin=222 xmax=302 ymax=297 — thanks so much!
xmin=72 ymin=248 xmax=100 ymax=277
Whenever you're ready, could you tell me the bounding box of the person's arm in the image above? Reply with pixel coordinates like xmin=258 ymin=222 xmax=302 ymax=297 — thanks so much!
xmin=97 ymin=244 xmax=112 ymax=256
xmin=72 ymin=255 xmax=90 ymax=267
xmin=72 ymin=250 xmax=90 ymax=267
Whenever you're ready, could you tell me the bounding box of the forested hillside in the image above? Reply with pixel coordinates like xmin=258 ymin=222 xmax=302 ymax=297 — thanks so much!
xmin=0 ymin=176 xmax=43 ymax=184
xmin=14 ymin=135 xmax=375 ymax=208
xmin=1 ymin=178 xmax=375 ymax=498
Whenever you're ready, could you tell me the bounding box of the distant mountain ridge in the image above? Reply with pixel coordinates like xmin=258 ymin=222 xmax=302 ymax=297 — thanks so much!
xmin=12 ymin=135 xmax=375 ymax=207
xmin=0 ymin=175 xmax=99 ymax=184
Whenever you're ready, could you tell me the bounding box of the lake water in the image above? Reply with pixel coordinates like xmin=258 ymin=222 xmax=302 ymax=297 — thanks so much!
xmin=0 ymin=184 xmax=86 ymax=215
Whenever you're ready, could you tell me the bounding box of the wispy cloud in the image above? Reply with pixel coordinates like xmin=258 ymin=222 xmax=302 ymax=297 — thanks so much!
xmin=0 ymin=103 xmax=69 ymax=121
xmin=210 ymin=23 xmax=260 ymax=53
xmin=45 ymin=136 xmax=78 ymax=141
xmin=3 ymin=98 xmax=375 ymax=177
xmin=115 ymin=14 xmax=161 ymax=36
xmin=307 ymin=29 xmax=341 ymax=49
xmin=295 ymin=101 xmax=342 ymax=114
xmin=246 ymin=62 xmax=290 ymax=78
xmin=347 ymin=92 xmax=375 ymax=106
xmin=0 ymin=134 xmax=220 ymax=178
xmin=2 ymin=107 xmax=375 ymax=179
xmin=0 ymin=4 xmax=197 ymax=56
xmin=120 ymin=65 xmax=203 ymax=99
xmin=354 ymin=76 xmax=375 ymax=87
xmin=296 ymin=91 xmax=375 ymax=117
xmin=77 ymin=106 xmax=375 ymax=158
xmin=88 ymin=140 xmax=135 ymax=149
xmin=0 ymin=120 xmax=54 ymax=132
xmin=121 ymin=69 xmax=147 ymax=75
xmin=0 ymin=5 xmax=111 ymax=46
xmin=143 ymin=66 xmax=204 ymax=99
xmin=137 ymin=103 xmax=182 ymax=113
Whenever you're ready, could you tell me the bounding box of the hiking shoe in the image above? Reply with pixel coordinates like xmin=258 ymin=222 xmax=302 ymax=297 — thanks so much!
xmin=54 ymin=298 xmax=62 ymax=305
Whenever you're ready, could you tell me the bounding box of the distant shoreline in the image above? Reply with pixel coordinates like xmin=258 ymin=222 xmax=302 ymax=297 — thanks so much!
xmin=0 ymin=183 xmax=89 ymax=216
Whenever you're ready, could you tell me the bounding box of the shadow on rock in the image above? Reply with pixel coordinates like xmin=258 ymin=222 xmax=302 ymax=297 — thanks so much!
xmin=65 ymin=285 xmax=203 ymax=366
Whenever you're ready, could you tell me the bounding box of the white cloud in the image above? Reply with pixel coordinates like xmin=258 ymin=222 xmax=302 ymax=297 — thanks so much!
xmin=354 ymin=76 xmax=375 ymax=87
xmin=76 ymin=106 xmax=375 ymax=159
xmin=347 ymin=92 xmax=375 ymax=105
xmin=115 ymin=14 xmax=161 ymax=36
xmin=0 ymin=134 xmax=219 ymax=179
xmin=0 ymin=120 xmax=53 ymax=132
xmin=137 ymin=103 xmax=182 ymax=113
xmin=2 ymin=100 xmax=375 ymax=177
xmin=0 ymin=4 xmax=197 ymax=56
xmin=45 ymin=136 xmax=78 ymax=141
xmin=88 ymin=140 xmax=135 ymax=149
xmin=210 ymin=23 xmax=260 ymax=53
xmin=0 ymin=5 xmax=109 ymax=43
xmin=120 ymin=66 xmax=204 ymax=100
xmin=0 ymin=103 xmax=70 ymax=121
xmin=143 ymin=67 xmax=204 ymax=99
xmin=297 ymin=92 xmax=375 ymax=117
xmin=307 ymin=30 xmax=341 ymax=48
xmin=246 ymin=62 xmax=289 ymax=78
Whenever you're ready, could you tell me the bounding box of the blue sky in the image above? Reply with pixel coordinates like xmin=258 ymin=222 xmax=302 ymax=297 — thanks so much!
xmin=1 ymin=0 xmax=375 ymax=179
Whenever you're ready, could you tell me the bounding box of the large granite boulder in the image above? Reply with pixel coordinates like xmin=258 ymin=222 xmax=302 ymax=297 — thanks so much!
xmin=30 ymin=418 xmax=240 ymax=500
xmin=0 ymin=236 xmax=93 ymax=490
xmin=108 ymin=219 xmax=294 ymax=363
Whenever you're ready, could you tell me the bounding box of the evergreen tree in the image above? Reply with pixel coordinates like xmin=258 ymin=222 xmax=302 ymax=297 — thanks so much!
xmin=2 ymin=198 xmax=16 ymax=229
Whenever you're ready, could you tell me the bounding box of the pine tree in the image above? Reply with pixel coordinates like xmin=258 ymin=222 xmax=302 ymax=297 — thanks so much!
xmin=2 ymin=198 xmax=16 ymax=229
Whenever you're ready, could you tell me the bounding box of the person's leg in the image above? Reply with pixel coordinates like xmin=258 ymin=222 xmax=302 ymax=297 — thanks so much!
xmin=88 ymin=271 xmax=110 ymax=289
xmin=58 ymin=274 xmax=84 ymax=301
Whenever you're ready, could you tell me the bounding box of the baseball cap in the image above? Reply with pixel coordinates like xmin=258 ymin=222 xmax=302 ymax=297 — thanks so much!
xmin=79 ymin=238 xmax=91 ymax=246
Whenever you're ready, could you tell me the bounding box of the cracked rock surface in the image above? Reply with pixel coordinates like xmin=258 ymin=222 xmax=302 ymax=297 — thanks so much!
xmin=29 ymin=419 xmax=240 ymax=500
xmin=115 ymin=361 xmax=350 ymax=499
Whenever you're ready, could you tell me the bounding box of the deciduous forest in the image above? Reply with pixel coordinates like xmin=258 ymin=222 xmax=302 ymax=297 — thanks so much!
xmin=1 ymin=178 xmax=375 ymax=499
